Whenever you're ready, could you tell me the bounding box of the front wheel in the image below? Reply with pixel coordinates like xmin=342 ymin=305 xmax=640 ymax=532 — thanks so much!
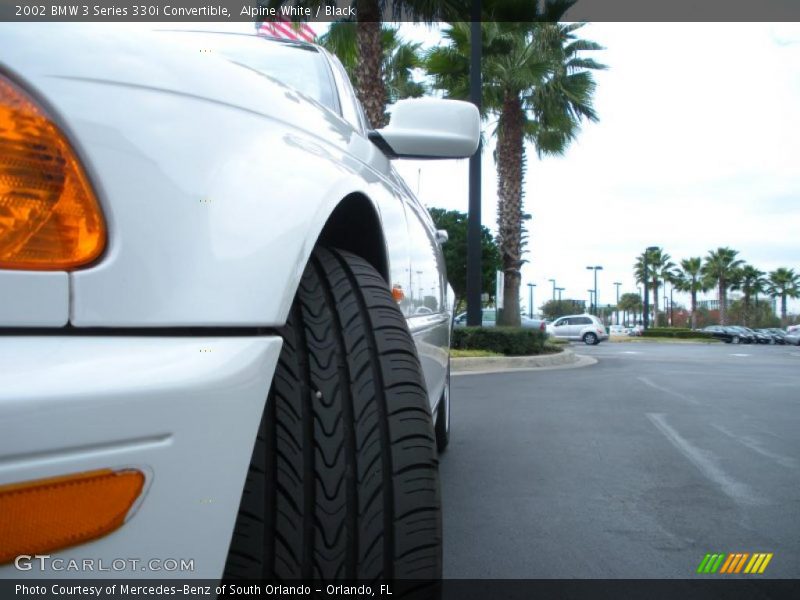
xmin=224 ymin=247 xmax=441 ymax=580
xmin=583 ymin=332 xmax=598 ymax=345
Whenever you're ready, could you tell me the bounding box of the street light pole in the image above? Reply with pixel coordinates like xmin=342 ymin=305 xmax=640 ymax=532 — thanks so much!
xmin=548 ymin=278 xmax=556 ymax=301
xmin=586 ymin=265 xmax=603 ymax=316
xmin=613 ymin=282 xmax=621 ymax=324
xmin=527 ymin=283 xmax=536 ymax=319
xmin=637 ymin=286 xmax=643 ymax=326
xmin=556 ymin=287 xmax=564 ymax=302
xmin=669 ymin=283 xmax=675 ymax=327
xmin=465 ymin=5 xmax=482 ymax=326
xmin=587 ymin=289 xmax=594 ymax=314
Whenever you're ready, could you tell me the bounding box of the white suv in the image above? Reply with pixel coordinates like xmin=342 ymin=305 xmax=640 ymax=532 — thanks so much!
xmin=547 ymin=314 xmax=609 ymax=345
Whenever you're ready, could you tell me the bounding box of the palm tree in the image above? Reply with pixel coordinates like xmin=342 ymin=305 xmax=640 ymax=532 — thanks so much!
xmin=319 ymin=22 xmax=426 ymax=117
xmin=673 ymin=257 xmax=706 ymax=329
xmin=701 ymin=247 xmax=744 ymax=326
xmin=618 ymin=292 xmax=643 ymax=327
xmin=733 ymin=265 xmax=766 ymax=326
xmin=767 ymin=267 xmax=800 ymax=326
xmin=633 ymin=248 xmax=675 ymax=327
xmin=427 ymin=21 xmax=604 ymax=326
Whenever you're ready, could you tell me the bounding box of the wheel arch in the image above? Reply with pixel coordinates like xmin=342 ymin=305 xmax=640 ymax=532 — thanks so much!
xmin=316 ymin=192 xmax=390 ymax=283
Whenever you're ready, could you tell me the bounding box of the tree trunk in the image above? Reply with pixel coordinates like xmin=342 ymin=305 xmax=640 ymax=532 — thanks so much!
xmin=718 ymin=280 xmax=727 ymax=325
xmin=355 ymin=2 xmax=386 ymax=128
xmin=690 ymin=289 xmax=697 ymax=330
xmin=496 ymin=92 xmax=524 ymax=327
xmin=651 ymin=277 xmax=660 ymax=327
xmin=781 ymin=293 xmax=788 ymax=325
xmin=743 ymin=292 xmax=750 ymax=326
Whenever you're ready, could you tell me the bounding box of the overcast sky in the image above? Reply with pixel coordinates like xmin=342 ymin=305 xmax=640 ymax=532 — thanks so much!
xmin=392 ymin=22 xmax=800 ymax=314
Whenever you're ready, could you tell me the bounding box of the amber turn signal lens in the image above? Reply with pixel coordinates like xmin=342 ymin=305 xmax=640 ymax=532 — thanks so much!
xmin=0 ymin=74 xmax=105 ymax=270
xmin=0 ymin=469 xmax=144 ymax=564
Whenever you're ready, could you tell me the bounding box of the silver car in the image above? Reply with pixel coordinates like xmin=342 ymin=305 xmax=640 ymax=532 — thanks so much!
xmin=547 ymin=314 xmax=609 ymax=345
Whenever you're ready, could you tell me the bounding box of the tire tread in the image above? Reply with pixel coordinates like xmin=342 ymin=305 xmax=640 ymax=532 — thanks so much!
xmin=223 ymin=247 xmax=441 ymax=583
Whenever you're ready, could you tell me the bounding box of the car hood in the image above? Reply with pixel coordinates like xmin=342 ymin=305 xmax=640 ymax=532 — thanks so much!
xmin=0 ymin=24 xmax=338 ymax=137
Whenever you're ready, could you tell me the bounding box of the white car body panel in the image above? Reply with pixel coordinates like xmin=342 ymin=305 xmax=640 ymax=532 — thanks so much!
xmin=0 ymin=335 xmax=282 ymax=578
xmin=0 ymin=271 xmax=69 ymax=327
xmin=0 ymin=24 xmax=458 ymax=576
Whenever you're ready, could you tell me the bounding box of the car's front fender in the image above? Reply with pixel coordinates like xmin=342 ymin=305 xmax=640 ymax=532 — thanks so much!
xmin=0 ymin=25 xmax=395 ymax=328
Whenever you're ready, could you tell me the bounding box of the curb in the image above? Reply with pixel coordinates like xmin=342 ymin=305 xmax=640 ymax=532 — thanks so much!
xmin=609 ymin=337 xmax=721 ymax=345
xmin=451 ymin=348 xmax=597 ymax=375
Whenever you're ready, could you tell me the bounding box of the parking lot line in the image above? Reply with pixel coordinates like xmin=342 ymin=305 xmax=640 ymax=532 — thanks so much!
xmin=711 ymin=423 xmax=798 ymax=469
xmin=646 ymin=413 xmax=764 ymax=507
xmin=637 ymin=376 xmax=698 ymax=405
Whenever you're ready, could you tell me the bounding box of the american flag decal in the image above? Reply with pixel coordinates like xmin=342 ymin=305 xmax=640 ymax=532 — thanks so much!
xmin=257 ymin=17 xmax=316 ymax=42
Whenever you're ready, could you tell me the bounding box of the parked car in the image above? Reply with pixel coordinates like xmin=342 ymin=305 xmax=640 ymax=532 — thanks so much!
xmin=702 ymin=325 xmax=785 ymax=345
xmin=755 ymin=328 xmax=782 ymax=344
xmin=702 ymin=325 xmax=737 ymax=343
xmin=764 ymin=328 xmax=788 ymax=344
xmin=547 ymin=314 xmax=609 ymax=345
xmin=787 ymin=324 xmax=800 ymax=334
xmin=785 ymin=329 xmax=800 ymax=346
xmin=609 ymin=325 xmax=630 ymax=336
xmin=725 ymin=326 xmax=757 ymax=344
xmin=741 ymin=327 xmax=773 ymax=344
xmin=454 ymin=310 xmax=547 ymax=331
xmin=0 ymin=25 xmax=481 ymax=579
xmin=703 ymin=325 xmax=759 ymax=344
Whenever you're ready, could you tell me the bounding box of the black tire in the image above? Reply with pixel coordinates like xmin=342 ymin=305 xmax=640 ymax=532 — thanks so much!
xmin=583 ymin=332 xmax=598 ymax=345
xmin=434 ymin=363 xmax=450 ymax=453
xmin=223 ymin=246 xmax=441 ymax=581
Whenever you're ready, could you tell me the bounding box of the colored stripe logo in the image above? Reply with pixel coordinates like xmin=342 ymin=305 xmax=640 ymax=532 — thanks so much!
xmin=697 ymin=552 xmax=773 ymax=574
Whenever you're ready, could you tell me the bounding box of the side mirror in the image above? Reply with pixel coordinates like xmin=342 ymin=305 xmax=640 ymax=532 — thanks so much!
xmin=435 ymin=229 xmax=449 ymax=245
xmin=370 ymin=98 xmax=480 ymax=159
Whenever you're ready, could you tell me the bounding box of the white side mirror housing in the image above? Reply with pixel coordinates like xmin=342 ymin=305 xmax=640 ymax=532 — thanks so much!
xmin=370 ymin=98 xmax=480 ymax=159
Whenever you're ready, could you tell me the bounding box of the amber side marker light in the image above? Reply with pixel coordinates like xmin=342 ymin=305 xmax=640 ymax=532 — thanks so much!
xmin=0 ymin=469 xmax=144 ymax=564
xmin=0 ymin=73 xmax=106 ymax=270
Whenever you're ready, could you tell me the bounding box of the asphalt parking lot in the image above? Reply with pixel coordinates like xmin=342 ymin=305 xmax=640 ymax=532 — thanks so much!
xmin=441 ymin=342 xmax=800 ymax=578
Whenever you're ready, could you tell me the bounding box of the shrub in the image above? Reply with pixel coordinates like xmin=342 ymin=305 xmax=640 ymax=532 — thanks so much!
xmin=451 ymin=327 xmax=550 ymax=355
xmin=642 ymin=328 xmax=713 ymax=339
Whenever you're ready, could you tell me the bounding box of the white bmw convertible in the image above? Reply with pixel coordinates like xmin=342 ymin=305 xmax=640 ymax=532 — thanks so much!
xmin=0 ymin=25 xmax=479 ymax=580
